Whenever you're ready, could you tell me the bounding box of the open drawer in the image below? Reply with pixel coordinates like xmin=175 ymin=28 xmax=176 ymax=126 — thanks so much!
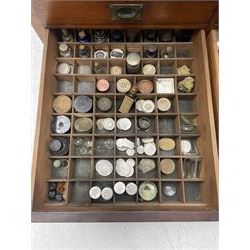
xmin=32 ymin=29 xmax=218 ymax=222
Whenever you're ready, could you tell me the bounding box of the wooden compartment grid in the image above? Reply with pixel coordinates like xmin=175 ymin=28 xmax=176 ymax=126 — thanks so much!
xmin=46 ymin=39 xmax=207 ymax=207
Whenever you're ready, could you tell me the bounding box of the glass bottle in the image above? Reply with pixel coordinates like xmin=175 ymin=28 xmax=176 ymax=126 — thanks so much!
xmin=119 ymin=84 xmax=137 ymax=113
xmin=61 ymin=29 xmax=74 ymax=42
xmin=78 ymin=44 xmax=90 ymax=58
xmin=78 ymin=30 xmax=90 ymax=43
xmin=58 ymin=43 xmax=72 ymax=57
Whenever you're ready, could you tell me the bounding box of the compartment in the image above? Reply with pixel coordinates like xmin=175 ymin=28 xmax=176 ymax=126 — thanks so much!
xmin=69 ymin=181 xmax=91 ymax=203
xmin=161 ymin=181 xmax=182 ymax=202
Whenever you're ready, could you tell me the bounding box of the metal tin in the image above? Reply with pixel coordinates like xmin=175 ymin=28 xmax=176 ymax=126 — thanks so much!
xmin=142 ymin=100 xmax=155 ymax=113
xmin=52 ymin=115 xmax=71 ymax=134
xmin=142 ymin=64 xmax=156 ymax=75
xmin=126 ymin=52 xmax=141 ymax=74
xmin=103 ymin=118 xmax=115 ymax=131
xmin=74 ymin=117 xmax=93 ymax=133
xmin=94 ymin=50 xmax=108 ymax=58
xmin=101 ymin=187 xmax=113 ymax=201
xmin=159 ymin=138 xmax=176 ymax=151
xmin=52 ymin=95 xmax=72 ymax=114
xmin=49 ymin=137 xmax=69 ymax=156
xmin=110 ymin=49 xmax=124 ymax=58
xmin=57 ymin=63 xmax=71 ymax=74
xmin=110 ymin=66 xmax=122 ymax=75
xmin=116 ymin=78 xmax=131 ymax=93
xmin=126 ymin=182 xmax=138 ymax=196
xmin=95 ymin=160 xmax=113 ymax=177
xmin=53 ymin=159 xmax=68 ymax=169
xmin=114 ymin=182 xmax=126 ymax=195
xmin=160 ymin=159 xmax=176 ymax=175
xmin=162 ymin=183 xmax=177 ymax=197
xmin=138 ymin=182 xmax=158 ymax=201
xmin=73 ymin=95 xmax=92 ymax=113
xmin=138 ymin=117 xmax=150 ymax=131
xmin=97 ymin=97 xmax=113 ymax=112
xmin=138 ymin=79 xmax=154 ymax=94
xmin=89 ymin=186 xmax=102 ymax=200
xmin=157 ymin=98 xmax=171 ymax=112
xmin=96 ymin=79 xmax=110 ymax=92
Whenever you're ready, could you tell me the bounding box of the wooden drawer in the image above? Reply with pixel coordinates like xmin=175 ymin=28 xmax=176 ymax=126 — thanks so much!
xmin=32 ymin=0 xmax=218 ymax=29
xmin=32 ymin=28 xmax=218 ymax=222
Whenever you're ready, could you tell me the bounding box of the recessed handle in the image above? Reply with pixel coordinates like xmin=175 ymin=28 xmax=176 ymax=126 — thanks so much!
xmin=110 ymin=4 xmax=144 ymax=22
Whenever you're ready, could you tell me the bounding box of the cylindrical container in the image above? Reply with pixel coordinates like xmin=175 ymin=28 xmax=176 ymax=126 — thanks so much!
xmin=126 ymin=52 xmax=141 ymax=74
xmin=78 ymin=30 xmax=90 ymax=43
xmin=73 ymin=95 xmax=93 ymax=113
xmin=97 ymin=97 xmax=113 ymax=112
xmin=96 ymin=79 xmax=110 ymax=92
xmin=74 ymin=117 xmax=93 ymax=133
xmin=49 ymin=137 xmax=69 ymax=156
xmin=144 ymin=45 xmax=157 ymax=58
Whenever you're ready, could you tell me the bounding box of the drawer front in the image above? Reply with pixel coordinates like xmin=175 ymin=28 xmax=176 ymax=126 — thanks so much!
xmin=32 ymin=28 xmax=218 ymax=222
xmin=32 ymin=0 xmax=218 ymax=29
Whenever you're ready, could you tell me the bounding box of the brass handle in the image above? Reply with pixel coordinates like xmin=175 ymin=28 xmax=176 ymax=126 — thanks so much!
xmin=116 ymin=7 xmax=138 ymax=20
xmin=110 ymin=4 xmax=143 ymax=22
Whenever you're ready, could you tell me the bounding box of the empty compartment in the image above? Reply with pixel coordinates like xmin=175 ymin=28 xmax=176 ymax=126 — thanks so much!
xmin=72 ymin=159 xmax=92 ymax=178
xmin=176 ymin=44 xmax=193 ymax=58
xmin=69 ymin=181 xmax=91 ymax=203
xmin=159 ymin=60 xmax=176 ymax=74
xmin=184 ymin=182 xmax=201 ymax=202
xmin=159 ymin=116 xmax=178 ymax=134
xmin=76 ymin=76 xmax=95 ymax=93
xmin=75 ymin=60 xmax=91 ymax=74
xmin=161 ymin=181 xmax=181 ymax=202
xmin=178 ymin=96 xmax=195 ymax=113
xmin=94 ymin=137 xmax=115 ymax=156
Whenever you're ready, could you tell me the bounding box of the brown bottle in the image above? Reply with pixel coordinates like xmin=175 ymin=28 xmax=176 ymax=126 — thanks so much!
xmin=119 ymin=84 xmax=137 ymax=113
